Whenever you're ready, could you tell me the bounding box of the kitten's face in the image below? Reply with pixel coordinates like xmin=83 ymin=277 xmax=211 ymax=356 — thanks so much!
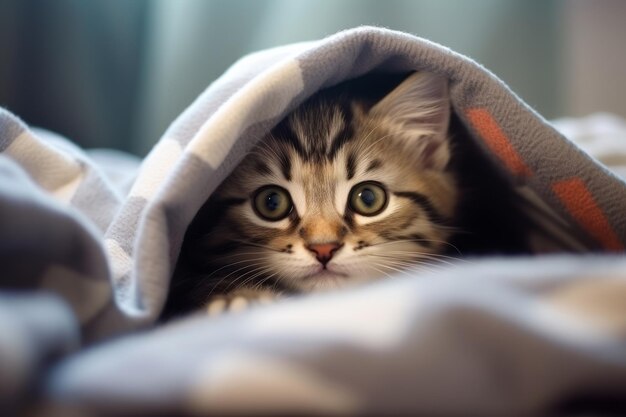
xmin=194 ymin=72 xmax=457 ymax=292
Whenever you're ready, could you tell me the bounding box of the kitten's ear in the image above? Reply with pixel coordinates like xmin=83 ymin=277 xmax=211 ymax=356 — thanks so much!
xmin=370 ymin=72 xmax=451 ymax=170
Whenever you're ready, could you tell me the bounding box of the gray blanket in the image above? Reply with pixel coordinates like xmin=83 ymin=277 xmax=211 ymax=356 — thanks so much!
xmin=2 ymin=26 xmax=626 ymax=415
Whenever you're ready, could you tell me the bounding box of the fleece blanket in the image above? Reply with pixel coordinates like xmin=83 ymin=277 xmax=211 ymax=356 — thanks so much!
xmin=2 ymin=26 xmax=626 ymax=415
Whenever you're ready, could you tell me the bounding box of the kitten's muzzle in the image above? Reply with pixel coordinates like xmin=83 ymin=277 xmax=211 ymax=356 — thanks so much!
xmin=306 ymin=242 xmax=343 ymax=266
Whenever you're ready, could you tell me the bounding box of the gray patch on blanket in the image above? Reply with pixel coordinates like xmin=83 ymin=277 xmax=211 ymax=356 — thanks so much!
xmin=165 ymin=43 xmax=319 ymax=150
xmin=156 ymin=154 xmax=220 ymax=267
xmin=70 ymin=168 xmax=123 ymax=234
xmin=296 ymin=31 xmax=420 ymax=100
xmin=0 ymin=109 xmax=26 ymax=152
xmin=105 ymin=196 xmax=147 ymax=256
xmin=0 ymin=292 xmax=78 ymax=410
xmin=165 ymin=77 xmax=257 ymax=149
xmin=0 ymin=158 xmax=106 ymax=287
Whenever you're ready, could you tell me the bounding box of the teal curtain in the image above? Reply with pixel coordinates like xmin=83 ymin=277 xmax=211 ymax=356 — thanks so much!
xmin=0 ymin=0 xmax=563 ymax=155
xmin=0 ymin=0 xmax=149 ymax=151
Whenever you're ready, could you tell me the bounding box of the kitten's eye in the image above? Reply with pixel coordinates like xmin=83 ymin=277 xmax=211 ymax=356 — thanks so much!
xmin=252 ymin=185 xmax=293 ymax=221
xmin=349 ymin=181 xmax=387 ymax=216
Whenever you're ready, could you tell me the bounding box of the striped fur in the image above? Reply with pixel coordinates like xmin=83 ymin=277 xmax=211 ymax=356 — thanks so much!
xmin=168 ymin=72 xmax=458 ymax=313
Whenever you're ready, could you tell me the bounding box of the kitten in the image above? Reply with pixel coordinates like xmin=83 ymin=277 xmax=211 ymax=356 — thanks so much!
xmin=164 ymin=72 xmax=459 ymax=317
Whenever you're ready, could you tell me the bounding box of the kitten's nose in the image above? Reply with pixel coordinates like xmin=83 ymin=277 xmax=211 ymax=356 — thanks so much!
xmin=307 ymin=242 xmax=342 ymax=266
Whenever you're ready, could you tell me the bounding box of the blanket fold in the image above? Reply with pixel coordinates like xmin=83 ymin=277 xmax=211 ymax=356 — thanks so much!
xmin=1 ymin=26 xmax=626 ymax=415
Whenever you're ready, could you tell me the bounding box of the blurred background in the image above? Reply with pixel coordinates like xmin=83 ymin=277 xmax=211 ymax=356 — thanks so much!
xmin=0 ymin=0 xmax=623 ymax=155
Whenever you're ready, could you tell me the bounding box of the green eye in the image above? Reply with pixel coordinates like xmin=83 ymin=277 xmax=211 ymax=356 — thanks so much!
xmin=349 ymin=181 xmax=387 ymax=216
xmin=252 ymin=185 xmax=293 ymax=221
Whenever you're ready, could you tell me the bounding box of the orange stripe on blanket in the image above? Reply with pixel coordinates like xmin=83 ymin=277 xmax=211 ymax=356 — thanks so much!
xmin=552 ymin=178 xmax=624 ymax=251
xmin=466 ymin=108 xmax=532 ymax=177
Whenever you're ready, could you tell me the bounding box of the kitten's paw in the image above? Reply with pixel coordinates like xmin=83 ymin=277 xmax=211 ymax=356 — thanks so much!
xmin=205 ymin=289 xmax=279 ymax=316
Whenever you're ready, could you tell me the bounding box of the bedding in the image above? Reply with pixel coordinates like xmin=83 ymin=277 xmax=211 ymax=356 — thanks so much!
xmin=1 ymin=26 xmax=626 ymax=415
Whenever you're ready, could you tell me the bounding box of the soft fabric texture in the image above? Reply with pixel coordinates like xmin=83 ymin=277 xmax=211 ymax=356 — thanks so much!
xmin=1 ymin=26 xmax=626 ymax=415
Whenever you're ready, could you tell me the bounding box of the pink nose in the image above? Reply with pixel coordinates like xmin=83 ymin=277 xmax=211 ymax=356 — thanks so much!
xmin=306 ymin=242 xmax=342 ymax=266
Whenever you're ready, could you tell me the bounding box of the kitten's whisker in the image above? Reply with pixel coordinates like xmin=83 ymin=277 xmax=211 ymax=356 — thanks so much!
xmin=379 ymin=260 xmax=443 ymax=275
xmin=205 ymin=266 xmax=262 ymax=295
xmin=200 ymin=258 xmax=268 ymax=281
xmin=251 ymin=272 xmax=279 ymax=292
xmin=220 ymin=267 xmax=267 ymax=295
xmin=419 ymin=238 xmax=463 ymax=255
xmin=409 ymin=251 xmax=467 ymax=261
xmin=372 ymin=238 xmax=463 ymax=256
xmin=368 ymin=265 xmax=394 ymax=279
xmin=235 ymin=266 xmax=274 ymax=291
xmin=232 ymin=267 xmax=276 ymax=294
xmin=206 ymin=262 xmax=269 ymax=296
xmin=370 ymin=250 xmax=467 ymax=265
xmin=373 ymin=262 xmax=418 ymax=277
xmin=369 ymin=256 xmax=435 ymax=270
xmin=369 ymin=255 xmax=452 ymax=274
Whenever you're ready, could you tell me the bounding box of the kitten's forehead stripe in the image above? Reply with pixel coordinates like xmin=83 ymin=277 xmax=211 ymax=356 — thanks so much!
xmin=279 ymin=153 xmax=292 ymax=181
xmin=273 ymin=121 xmax=307 ymax=160
xmin=327 ymin=101 xmax=356 ymax=159
xmin=254 ymin=161 xmax=272 ymax=176
xmin=366 ymin=159 xmax=382 ymax=172
xmin=346 ymin=152 xmax=357 ymax=180
xmin=277 ymin=98 xmax=357 ymax=162
xmin=262 ymin=136 xmax=294 ymax=181
xmin=393 ymin=191 xmax=447 ymax=225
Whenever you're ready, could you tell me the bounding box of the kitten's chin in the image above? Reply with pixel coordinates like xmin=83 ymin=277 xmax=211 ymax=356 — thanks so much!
xmin=295 ymin=269 xmax=351 ymax=292
xmin=291 ymin=267 xmax=378 ymax=292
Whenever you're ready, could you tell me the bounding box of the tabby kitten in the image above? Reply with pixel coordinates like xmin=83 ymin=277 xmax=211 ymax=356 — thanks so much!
xmin=166 ymin=71 xmax=458 ymax=316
